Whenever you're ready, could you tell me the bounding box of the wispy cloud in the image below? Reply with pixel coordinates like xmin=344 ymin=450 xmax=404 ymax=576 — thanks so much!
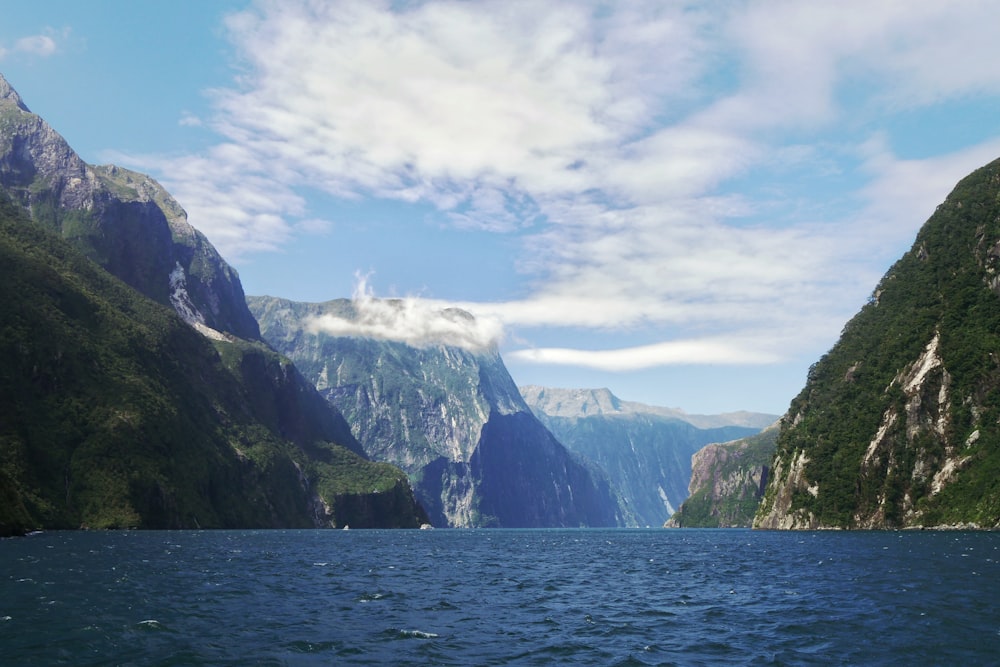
xmin=0 ymin=28 xmax=66 ymax=60
xmin=14 ymin=34 xmax=57 ymax=57
xmin=125 ymin=0 xmax=1000 ymax=371
xmin=508 ymin=337 xmax=781 ymax=371
xmin=178 ymin=111 xmax=203 ymax=127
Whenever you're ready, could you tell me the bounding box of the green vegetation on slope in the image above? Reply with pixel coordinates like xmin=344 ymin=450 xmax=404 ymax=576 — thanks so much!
xmin=758 ymin=158 xmax=1000 ymax=528
xmin=668 ymin=426 xmax=778 ymax=528
xmin=0 ymin=195 xmax=423 ymax=534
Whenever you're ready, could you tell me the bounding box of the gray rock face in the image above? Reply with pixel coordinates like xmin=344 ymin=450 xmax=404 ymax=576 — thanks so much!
xmin=248 ymin=296 xmax=626 ymax=528
xmin=0 ymin=73 xmax=259 ymax=341
xmin=522 ymin=386 xmax=772 ymax=527
xmin=665 ymin=423 xmax=778 ymax=528
xmin=0 ymin=75 xmax=28 ymax=110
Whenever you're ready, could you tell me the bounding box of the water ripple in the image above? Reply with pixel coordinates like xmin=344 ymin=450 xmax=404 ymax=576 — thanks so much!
xmin=1 ymin=529 xmax=999 ymax=664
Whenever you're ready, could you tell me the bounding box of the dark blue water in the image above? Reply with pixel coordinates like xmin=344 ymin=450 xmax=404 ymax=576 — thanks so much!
xmin=2 ymin=529 xmax=998 ymax=665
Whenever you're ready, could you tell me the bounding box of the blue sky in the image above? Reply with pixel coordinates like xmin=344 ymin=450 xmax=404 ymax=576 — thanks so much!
xmin=4 ymin=1 xmax=1000 ymax=416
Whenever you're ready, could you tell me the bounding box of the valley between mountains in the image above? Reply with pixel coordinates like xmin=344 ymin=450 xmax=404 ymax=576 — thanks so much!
xmin=4 ymin=68 xmax=1000 ymax=533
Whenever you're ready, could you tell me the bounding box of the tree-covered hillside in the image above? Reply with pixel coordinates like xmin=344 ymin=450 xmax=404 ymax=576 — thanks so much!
xmin=756 ymin=158 xmax=1000 ymax=529
xmin=667 ymin=424 xmax=778 ymax=528
xmin=0 ymin=195 xmax=425 ymax=534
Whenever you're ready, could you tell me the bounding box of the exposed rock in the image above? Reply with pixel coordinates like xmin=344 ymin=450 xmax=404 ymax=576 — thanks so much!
xmin=0 ymin=73 xmax=259 ymax=341
xmin=755 ymin=157 xmax=1000 ymax=529
xmin=0 ymin=74 xmax=427 ymax=532
xmin=523 ymin=386 xmax=771 ymax=527
xmin=667 ymin=422 xmax=778 ymax=528
xmin=249 ymin=296 xmax=625 ymax=528
xmin=520 ymin=385 xmax=776 ymax=429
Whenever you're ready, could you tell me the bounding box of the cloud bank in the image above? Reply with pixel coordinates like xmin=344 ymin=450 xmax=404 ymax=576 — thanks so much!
xmin=127 ymin=0 xmax=1000 ymax=373
xmin=305 ymin=276 xmax=503 ymax=352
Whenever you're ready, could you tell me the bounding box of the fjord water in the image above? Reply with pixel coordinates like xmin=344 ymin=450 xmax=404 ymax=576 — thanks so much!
xmin=2 ymin=529 xmax=998 ymax=665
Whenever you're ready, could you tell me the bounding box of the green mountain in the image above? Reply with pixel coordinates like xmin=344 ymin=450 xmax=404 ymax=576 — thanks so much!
xmin=756 ymin=158 xmax=1000 ymax=529
xmin=0 ymin=73 xmax=426 ymax=534
xmin=665 ymin=422 xmax=778 ymax=528
xmin=248 ymin=296 xmax=626 ymax=528
xmin=520 ymin=386 xmax=773 ymax=527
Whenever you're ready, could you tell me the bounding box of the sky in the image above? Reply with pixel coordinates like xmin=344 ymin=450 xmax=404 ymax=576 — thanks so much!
xmin=4 ymin=1 xmax=1000 ymax=416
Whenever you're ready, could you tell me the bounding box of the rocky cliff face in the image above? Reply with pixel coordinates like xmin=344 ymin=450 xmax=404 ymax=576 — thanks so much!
xmin=249 ymin=296 xmax=625 ymax=528
xmin=521 ymin=386 xmax=771 ymax=527
xmin=665 ymin=423 xmax=778 ymax=528
xmin=0 ymin=73 xmax=259 ymax=341
xmin=0 ymin=74 xmax=426 ymax=533
xmin=755 ymin=158 xmax=1000 ymax=529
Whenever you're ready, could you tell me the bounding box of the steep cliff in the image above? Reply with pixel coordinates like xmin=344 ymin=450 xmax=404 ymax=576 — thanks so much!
xmin=665 ymin=423 xmax=778 ymax=528
xmin=756 ymin=158 xmax=1000 ymax=529
xmin=249 ymin=296 xmax=626 ymax=527
xmin=0 ymin=74 xmax=426 ymax=533
xmin=0 ymin=73 xmax=259 ymax=341
xmin=521 ymin=386 xmax=771 ymax=527
xmin=0 ymin=196 xmax=426 ymax=533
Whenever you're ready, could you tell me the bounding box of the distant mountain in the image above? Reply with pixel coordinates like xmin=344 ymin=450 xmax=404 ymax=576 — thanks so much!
xmin=521 ymin=386 xmax=774 ymax=526
xmin=665 ymin=422 xmax=779 ymax=528
xmin=0 ymin=73 xmax=426 ymax=533
xmin=248 ymin=296 xmax=626 ymax=528
xmin=756 ymin=158 xmax=1000 ymax=529
xmin=520 ymin=386 xmax=776 ymax=430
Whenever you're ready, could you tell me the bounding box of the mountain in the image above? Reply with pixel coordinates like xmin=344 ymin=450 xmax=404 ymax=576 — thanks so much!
xmin=0 ymin=73 xmax=426 ymax=533
xmin=521 ymin=386 xmax=774 ymax=526
xmin=520 ymin=385 xmax=777 ymax=430
xmin=248 ymin=296 xmax=626 ymax=528
xmin=665 ymin=422 xmax=779 ymax=528
xmin=0 ymin=74 xmax=259 ymax=341
xmin=756 ymin=158 xmax=1000 ymax=529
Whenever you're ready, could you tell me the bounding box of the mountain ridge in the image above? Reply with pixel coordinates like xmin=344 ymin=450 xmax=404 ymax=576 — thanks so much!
xmin=249 ymin=295 xmax=626 ymax=528
xmin=0 ymin=72 xmax=427 ymax=533
xmin=755 ymin=157 xmax=1000 ymax=529
xmin=665 ymin=422 xmax=779 ymax=528
xmin=0 ymin=72 xmax=260 ymax=341
xmin=519 ymin=385 xmax=776 ymax=429
xmin=521 ymin=385 xmax=771 ymax=526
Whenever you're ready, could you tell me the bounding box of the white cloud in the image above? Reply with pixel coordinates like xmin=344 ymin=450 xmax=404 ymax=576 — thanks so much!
xmin=124 ymin=1 xmax=1000 ymax=372
xmin=1 ymin=28 xmax=66 ymax=60
xmin=112 ymin=147 xmax=304 ymax=257
xmin=178 ymin=112 xmax=203 ymax=127
xmin=305 ymin=275 xmax=503 ymax=352
xmin=858 ymin=136 xmax=1000 ymax=245
xmin=14 ymin=34 xmax=57 ymax=57
xmin=508 ymin=337 xmax=781 ymax=371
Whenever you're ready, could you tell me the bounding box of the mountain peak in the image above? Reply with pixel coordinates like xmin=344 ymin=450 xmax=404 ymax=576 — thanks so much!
xmin=755 ymin=156 xmax=1000 ymax=529
xmin=0 ymin=73 xmax=261 ymax=342
xmin=520 ymin=385 xmax=779 ymax=429
xmin=519 ymin=385 xmax=623 ymax=417
xmin=0 ymin=73 xmax=30 ymax=112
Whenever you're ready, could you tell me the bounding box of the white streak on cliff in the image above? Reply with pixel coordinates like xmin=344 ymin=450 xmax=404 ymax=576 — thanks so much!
xmin=168 ymin=262 xmax=228 ymax=342
xmin=863 ymin=410 xmax=898 ymax=467
xmin=902 ymin=332 xmax=942 ymax=394
xmin=169 ymin=262 xmax=205 ymax=326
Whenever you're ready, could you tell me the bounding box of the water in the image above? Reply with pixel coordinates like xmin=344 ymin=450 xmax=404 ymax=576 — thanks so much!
xmin=2 ymin=529 xmax=998 ymax=665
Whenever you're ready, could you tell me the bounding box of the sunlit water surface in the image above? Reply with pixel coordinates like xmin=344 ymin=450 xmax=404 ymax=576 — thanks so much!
xmin=2 ymin=528 xmax=998 ymax=665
